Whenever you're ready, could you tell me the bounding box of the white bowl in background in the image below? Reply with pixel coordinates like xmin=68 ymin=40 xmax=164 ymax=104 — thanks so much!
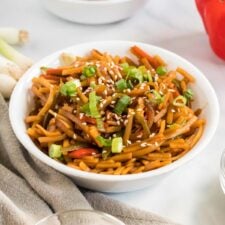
xmin=41 ymin=0 xmax=149 ymax=24
xmin=9 ymin=41 xmax=219 ymax=193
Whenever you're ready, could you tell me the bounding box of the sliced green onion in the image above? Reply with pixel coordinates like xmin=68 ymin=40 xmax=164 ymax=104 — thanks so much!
xmin=114 ymin=95 xmax=131 ymax=115
xmin=116 ymin=79 xmax=127 ymax=91
xmin=82 ymin=65 xmax=96 ymax=77
xmin=156 ymin=66 xmax=167 ymax=76
xmin=173 ymin=95 xmax=187 ymax=107
xmin=151 ymin=90 xmax=164 ymax=104
xmin=127 ymin=80 xmax=134 ymax=89
xmin=81 ymin=103 xmax=90 ymax=115
xmin=60 ymin=80 xmax=80 ymax=97
xmin=49 ymin=144 xmax=62 ymax=158
xmin=120 ymin=63 xmax=129 ymax=73
xmin=183 ymin=89 xmax=194 ymax=101
xmin=111 ymin=137 xmax=123 ymax=153
xmin=89 ymin=91 xmax=100 ymax=118
xmin=96 ymin=136 xmax=112 ymax=147
xmin=139 ymin=65 xmax=152 ymax=82
xmin=128 ymin=67 xmax=143 ymax=83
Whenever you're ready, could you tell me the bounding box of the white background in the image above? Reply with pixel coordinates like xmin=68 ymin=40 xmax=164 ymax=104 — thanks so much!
xmin=1 ymin=0 xmax=225 ymax=224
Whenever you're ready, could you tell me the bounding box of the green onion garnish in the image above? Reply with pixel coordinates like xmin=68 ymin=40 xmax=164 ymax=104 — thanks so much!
xmin=151 ymin=90 xmax=164 ymax=104
xmin=60 ymin=80 xmax=80 ymax=96
xmin=127 ymin=80 xmax=134 ymax=89
xmin=173 ymin=95 xmax=187 ymax=107
xmin=120 ymin=63 xmax=129 ymax=73
xmin=111 ymin=137 xmax=123 ymax=153
xmin=116 ymin=79 xmax=127 ymax=91
xmin=183 ymin=89 xmax=194 ymax=101
xmin=81 ymin=103 xmax=90 ymax=115
xmin=156 ymin=66 xmax=167 ymax=76
xmin=96 ymin=136 xmax=112 ymax=147
xmin=82 ymin=65 xmax=96 ymax=77
xmin=114 ymin=95 xmax=131 ymax=115
xmin=139 ymin=65 xmax=152 ymax=82
xmin=128 ymin=67 xmax=143 ymax=83
xmin=89 ymin=91 xmax=100 ymax=118
xmin=49 ymin=144 xmax=62 ymax=158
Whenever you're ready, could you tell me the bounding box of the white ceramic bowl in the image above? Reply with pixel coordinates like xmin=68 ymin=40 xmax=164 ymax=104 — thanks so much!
xmin=41 ymin=0 xmax=149 ymax=24
xmin=9 ymin=41 xmax=219 ymax=193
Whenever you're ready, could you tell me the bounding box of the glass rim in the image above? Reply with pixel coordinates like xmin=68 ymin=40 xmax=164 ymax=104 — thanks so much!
xmin=35 ymin=209 xmax=125 ymax=225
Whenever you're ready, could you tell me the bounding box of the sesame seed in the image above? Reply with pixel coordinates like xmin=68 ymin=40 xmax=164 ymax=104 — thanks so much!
xmin=82 ymin=122 xmax=87 ymax=125
xmin=73 ymin=134 xmax=77 ymax=139
xmin=171 ymin=109 xmax=176 ymax=113
xmin=149 ymin=133 xmax=156 ymax=138
xmin=79 ymin=113 xmax=84 ymax=119
xmin=109 ymin=70 xmax=114 ymax=75
xmin=140 ymin=143 xmax=147 ymax=147
xmin=137 ymin=134 xmax=142 ymax=138
xmin=154 ymin=142 xmax=159 ymax=147
xmin=112 ymin=134 xmax=117 ymax=138
xmin=127 ymin=140 xmax=131 ymax=145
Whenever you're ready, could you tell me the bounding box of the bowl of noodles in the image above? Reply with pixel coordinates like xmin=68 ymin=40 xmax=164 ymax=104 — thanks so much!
xmin=9 ymin=41 xmax=219 ymax=192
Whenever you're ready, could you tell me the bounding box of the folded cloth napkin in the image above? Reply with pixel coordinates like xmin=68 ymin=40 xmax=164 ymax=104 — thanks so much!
xmin=0 ymin=94 xmax=180 ymax=225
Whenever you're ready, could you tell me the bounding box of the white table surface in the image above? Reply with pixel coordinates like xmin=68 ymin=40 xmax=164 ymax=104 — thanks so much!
xmin=1 ymin=0 xmax=225 ymax=224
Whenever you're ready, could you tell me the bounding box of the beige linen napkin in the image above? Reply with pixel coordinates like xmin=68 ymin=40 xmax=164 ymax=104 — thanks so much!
xmin=0 ymin=94 xmax=180 ymax=225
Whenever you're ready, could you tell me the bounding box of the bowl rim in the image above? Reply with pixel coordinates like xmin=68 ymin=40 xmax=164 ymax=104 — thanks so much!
xmin=9 ymin=40 xmax=220 ymax=182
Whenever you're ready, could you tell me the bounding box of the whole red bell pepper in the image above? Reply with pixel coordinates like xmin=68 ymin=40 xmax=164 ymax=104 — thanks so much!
xmin=196 ymin=0 xmax=225 ymax=60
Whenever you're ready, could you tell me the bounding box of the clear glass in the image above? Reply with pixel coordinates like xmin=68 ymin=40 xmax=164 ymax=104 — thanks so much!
xmin=220 ymin=149 xmax=225 ymax=193
xmin=35 ymin=209 xmax=125 ymax=225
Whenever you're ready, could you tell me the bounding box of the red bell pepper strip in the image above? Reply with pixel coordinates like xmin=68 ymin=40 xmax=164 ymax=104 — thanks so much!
xmin=68 ymin=148 xmax=98 ymax=159
xmin=195 ymin=0 xmax=225 ymax=60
